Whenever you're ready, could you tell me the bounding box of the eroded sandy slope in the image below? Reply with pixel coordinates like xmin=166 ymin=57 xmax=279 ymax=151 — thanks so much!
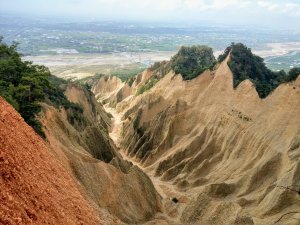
xmin=0 ymin=97 xmax=102 ymax=225
xmin=40 ymin=84 xmax=162 ymax=224
xmin=94 ymin=57 xmax=300 ymax=225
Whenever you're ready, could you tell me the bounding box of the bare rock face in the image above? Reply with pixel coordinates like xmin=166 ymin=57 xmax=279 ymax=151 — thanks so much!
xmin=40 ymin=84 xmax=162 ymax=224
xmin=92 ymin=69 xmax=157 ymax=109
xmin=98 ymin=57 xmax=300 ymax=224
xmin=0 ymin=97 xmax=102 ymax=225
xmin=93 ymin=75 xmax=127 ymax=106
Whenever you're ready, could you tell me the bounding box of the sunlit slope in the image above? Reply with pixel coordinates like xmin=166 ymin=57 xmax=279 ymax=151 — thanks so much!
xmin=95 ymin=54 xmax=300 ymax=224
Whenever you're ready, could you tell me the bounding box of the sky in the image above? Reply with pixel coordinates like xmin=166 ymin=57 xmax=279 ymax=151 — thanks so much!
xmin=1 ymin=0 xmax=300 ymax=29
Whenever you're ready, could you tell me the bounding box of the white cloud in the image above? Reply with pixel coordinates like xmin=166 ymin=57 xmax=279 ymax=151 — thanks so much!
xmin=106 ymin=0 xmax=300 ymax=16
xmin=210 ymin=0 xmax=241 ymax=10
xmin=283 ymin=3 xmax=300 ymax=16
xmin=167 ymin=0 xmax=250 ymax=11
xmin=185 ymin=0 xmax=209 ymax=10
xmin=2 ymin=0 xmax=300 ymax=16
xmin=258 ymin=0 xmax=300 ymax=16
xmin=258 ymin=1 xmax=280 ymax=11
xmin=1 ymin=0 xmax=300 ymax=28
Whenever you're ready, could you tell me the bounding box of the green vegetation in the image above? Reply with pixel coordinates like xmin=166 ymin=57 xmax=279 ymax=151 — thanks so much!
xmin=149 ymin=61 xmax=171 ymax=78
xmin=64 ymin=101 xmax=84 ymax=126
xmin=218 ymin=43 xmax=287 ymax=98
xmin=125 ymin=76 xmax=136 ymax=87
xmin=285 ymin=68 xmax=300 ymax=82
xmin=0 ymin=37 xmax=83 ymax=137
xmin=134 ymin=61 xmax=171 ymax=94
xmin=76 ymin=73 xmax=105 ymax=89
xmin=111 ymin=66 xmax=145 ymax=82
xmin=170 ymin=45 xmax=216 ymax=80
xmin=45 ymin=76 xmax=85 ymax=127
xmin=136 ymin=77 xmax=159 ymax=95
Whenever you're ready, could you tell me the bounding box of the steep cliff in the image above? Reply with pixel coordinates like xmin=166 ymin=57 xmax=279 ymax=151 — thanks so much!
xmin=0 ymin=96 xmax=102 ymax=225
xmin=39 ymin=84 xmax=163 ymax=224
xmin=92 ymin=61 xmax=170 ymax=109
xmin=96 ymin=55 xmax=300 ymax=224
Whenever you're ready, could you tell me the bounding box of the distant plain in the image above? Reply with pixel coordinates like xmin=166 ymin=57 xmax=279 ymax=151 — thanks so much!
xmin=1 ymin=17 xmax=300 ymax=79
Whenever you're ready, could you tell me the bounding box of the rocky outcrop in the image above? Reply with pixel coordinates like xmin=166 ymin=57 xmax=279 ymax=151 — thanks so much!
xmin=100 ymin=56 xmax=300 ymax=224
xmin=92 ymin=69 xmax=160 ymax=108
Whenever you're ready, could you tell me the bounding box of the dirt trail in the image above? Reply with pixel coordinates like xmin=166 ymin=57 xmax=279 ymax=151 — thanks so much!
xmin=104 ymin=105 xmax=148 ymax=169
xmin=104 ymin=106 xmax=123 ymax=148
xmin=104 ymin=105 xmax=191 ymax=223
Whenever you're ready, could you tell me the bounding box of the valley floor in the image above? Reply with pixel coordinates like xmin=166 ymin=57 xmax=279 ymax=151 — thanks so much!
xmin=104 ymin=105 xmax=194 ymax=225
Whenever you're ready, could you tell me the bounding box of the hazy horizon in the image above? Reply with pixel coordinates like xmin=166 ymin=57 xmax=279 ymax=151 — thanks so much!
xmin=1 ymin=0 xmax=300 ymax=30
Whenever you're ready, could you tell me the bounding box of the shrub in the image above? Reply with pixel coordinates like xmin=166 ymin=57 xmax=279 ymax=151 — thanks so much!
xmin=219 ymin=43 xmax=285 ymax=98
xmin=0 ymin=37 xmax=84 ymax=137
xmin=171 ymin=45 xmax=216 ymax=80
xmin=285 ymin=68 xmax=300 ymax=82
xmin=136 ymin=77 xmax=159 ymax=95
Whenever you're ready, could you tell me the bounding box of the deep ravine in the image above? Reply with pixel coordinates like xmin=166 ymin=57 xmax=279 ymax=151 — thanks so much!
xmin=103 ymin=104 xmax=193 ymax=224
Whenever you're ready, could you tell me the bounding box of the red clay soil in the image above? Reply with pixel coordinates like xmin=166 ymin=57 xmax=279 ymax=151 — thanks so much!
xmin=0 ymin=97 xmax=101 ymax=225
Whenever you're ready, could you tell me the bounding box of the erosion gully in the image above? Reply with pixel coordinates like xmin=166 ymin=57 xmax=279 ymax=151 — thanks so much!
xmin=104 ymin=105 xmax=192 ymax=223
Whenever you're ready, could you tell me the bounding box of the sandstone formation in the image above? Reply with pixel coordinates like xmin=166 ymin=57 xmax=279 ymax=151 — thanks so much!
xmin=2 ymin=49 xmax=300 ymax=225
xmin=92 ymin=61 xmax=169 ymax=109
xmin=40 ymin=84 xmax=163 ymax=224
xmin=94 ymin=56 xmax=300 ymax=225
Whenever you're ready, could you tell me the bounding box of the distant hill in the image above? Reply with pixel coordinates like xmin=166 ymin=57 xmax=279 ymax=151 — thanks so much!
xmin=170 ymin=45 xmax=216 ymax=80
xmin=218 ymin=43 xmax=292 ymax=98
